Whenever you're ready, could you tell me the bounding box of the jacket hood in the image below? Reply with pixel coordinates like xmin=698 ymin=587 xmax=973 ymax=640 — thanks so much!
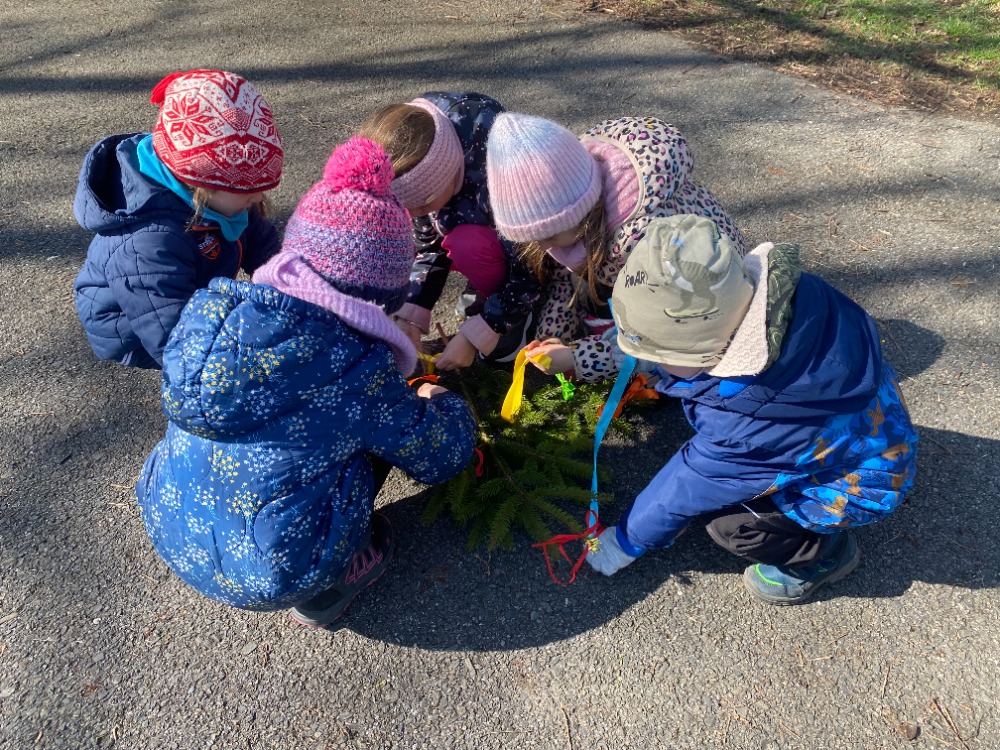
xmin=74 ymin=133 xmax=192 ymax=234
xmin=663 ymin=272 xmax=882 ymax=421
xmin=160 ymin=278 xmax=358 ymax=438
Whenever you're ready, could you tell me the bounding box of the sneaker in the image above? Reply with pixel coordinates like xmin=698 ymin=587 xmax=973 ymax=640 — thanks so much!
xmin=290 ymin=513 xmax=394 ymax=627
xmin=743 ymin=532 xmax=860 ymax=606
xmin=486 ymin=311 xmax=536 ymax=365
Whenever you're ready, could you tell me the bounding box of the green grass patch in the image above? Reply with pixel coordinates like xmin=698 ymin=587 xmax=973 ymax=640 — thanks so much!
xmin=586 ymin=0 xmax=1000 ymax=114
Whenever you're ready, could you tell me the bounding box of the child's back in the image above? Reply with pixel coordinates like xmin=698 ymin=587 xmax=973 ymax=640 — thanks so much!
xmin=136 ymin=137 xmax=477 ymax=620
xmin=587 ymin=215 xmax=917 ymax=604
xmin=73 ymin=69 xmax=283 ymax=369
xmin=359 ymin=92 xmax=542 ymax=369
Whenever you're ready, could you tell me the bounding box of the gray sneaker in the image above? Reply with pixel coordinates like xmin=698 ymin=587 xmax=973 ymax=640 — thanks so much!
xmin=290 ymin=513 xmax=394 ymax=627
xmin=743 ymin=532 xmax=860 ymax=605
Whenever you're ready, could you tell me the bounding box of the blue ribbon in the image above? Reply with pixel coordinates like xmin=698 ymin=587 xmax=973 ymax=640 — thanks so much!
xmin=587 ymin=352 xmax=636 ymax=532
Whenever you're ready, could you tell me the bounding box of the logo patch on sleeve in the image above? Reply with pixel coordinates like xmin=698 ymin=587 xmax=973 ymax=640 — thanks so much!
xmin=197 ymin=233 xmax=221 ymax=260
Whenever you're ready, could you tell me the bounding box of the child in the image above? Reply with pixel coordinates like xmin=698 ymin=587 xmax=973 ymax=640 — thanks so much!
xmin=486 ymin=113 xmax=746 ymax=383
xmin=357 ymin=92 xmax=542 ymax=370
xmin=135 ymin=137 xmax=477 ymax=627
xmin=74 ymin=69 xmax=284 ymax=369
xmin=586 ymin=214 xmax=918 ymax=605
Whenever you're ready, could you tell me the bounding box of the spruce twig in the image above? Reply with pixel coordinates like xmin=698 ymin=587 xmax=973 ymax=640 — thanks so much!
xmin=422 ymin=363 xmax=634 ymax=550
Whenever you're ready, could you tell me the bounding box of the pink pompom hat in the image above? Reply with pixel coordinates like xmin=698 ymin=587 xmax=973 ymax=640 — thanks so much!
xmin=280 ymin=136 xmax=415 ymax=313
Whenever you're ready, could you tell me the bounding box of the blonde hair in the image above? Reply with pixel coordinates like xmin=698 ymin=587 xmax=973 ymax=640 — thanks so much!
xmin=520 ymin=199 xmax=609 ymax=305
xmin=357 ymin=104 xmax=436 ymax=177
xmin=185 ymin=187 xmax=271 ymax=232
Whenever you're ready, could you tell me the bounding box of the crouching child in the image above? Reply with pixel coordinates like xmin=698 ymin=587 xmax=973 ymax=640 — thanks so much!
xmin=587 ymin=214 xmax=917 ymax=605
xmin=136 ymin=137 xmax=477 ymax=626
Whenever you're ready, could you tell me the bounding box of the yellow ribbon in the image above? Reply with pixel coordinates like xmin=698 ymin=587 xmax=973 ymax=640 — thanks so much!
xmin=417 ymin=352 xmax=439 ymax=376
xmin=501 ymin=349 xmax=552 ymax=423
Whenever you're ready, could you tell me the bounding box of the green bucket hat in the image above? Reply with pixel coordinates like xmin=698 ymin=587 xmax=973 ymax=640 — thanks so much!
xmin=612 ymin=215 xmax=754 ymax=369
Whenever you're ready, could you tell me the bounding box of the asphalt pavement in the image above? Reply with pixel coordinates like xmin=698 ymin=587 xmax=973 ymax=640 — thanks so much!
xmin=1 ymin=1 xmax=999 ymax=748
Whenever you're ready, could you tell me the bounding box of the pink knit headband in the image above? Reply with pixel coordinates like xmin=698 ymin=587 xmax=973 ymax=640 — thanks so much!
xmin=390 ymin=98 xmax=465 ymax=210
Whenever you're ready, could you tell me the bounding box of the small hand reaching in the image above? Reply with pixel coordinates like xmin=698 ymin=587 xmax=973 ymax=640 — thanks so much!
xmin=416 ymin=382 xmax=448 ymax=399
xmin=586 ymin=527 xmax=640 ymax=576
xmin=522 ymin=338 xmax=576 ymax=377
xmin=435 ymin=332 xmax=478 ymax=371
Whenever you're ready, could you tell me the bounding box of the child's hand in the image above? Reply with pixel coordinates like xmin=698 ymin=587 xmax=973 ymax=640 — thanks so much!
xmin=435 ymin=333 xmax=478 ymax=371
xmin=586 ymin=527 xmax=640 ymax=576
xmin=393 ymin=316 xmax=425 ymax=353
xmin=523 ymin=339 xmax=576 ymax=377
xmin=416 ymin=382 xmax=448 ymax=399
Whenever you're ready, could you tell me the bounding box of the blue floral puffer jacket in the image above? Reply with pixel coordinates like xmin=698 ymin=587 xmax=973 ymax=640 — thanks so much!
xmin=136 ymin=278 xmax=477 ymax=610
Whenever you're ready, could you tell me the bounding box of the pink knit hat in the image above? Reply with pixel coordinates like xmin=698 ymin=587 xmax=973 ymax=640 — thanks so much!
xmin=389 ymin=98 xmax=465 ymax=210
xmin=486 ymin=113 xmax=602 ymax=243
xmin=151 ymin=69 xmax=283 ymax=193
xmin=281 ymin=137 xmax=415 ymax=313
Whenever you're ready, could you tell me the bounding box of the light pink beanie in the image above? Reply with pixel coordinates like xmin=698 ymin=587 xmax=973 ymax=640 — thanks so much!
xmin=486 ymin=113 xmax=603 ymax=243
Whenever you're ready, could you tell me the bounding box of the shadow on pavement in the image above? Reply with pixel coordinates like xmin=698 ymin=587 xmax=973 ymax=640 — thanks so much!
xmin=336 ymin=414 xmax=997 ymax=652
xmin=335 ymin=318 xmax=997 ymax=651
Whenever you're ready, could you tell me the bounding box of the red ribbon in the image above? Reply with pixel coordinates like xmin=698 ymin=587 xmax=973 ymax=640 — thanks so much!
xmin=532 ymin=521 xmax=604 ymax=587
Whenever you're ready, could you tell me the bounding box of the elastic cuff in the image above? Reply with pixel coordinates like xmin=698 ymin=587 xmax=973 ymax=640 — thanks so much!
xmin=616 ymin=526 xmax=648 ymax=558
xmin=459 ymin=314 xmax=501 ymax=356
xmin=393 ymin=302 xmax=432 ymax=334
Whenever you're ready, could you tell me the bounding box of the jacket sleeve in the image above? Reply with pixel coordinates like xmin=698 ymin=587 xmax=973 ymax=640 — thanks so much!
xmin=404 ymin=216 xmax=452 ymax=313
xmin=364 ymin=365 xmax=477 ymax=485
xmin=620 ymin=435 xmax=779 ymax=551
xmin=240 ymin=205 xmax=281 ymax=274
xmin=478 ymin=242 xmax=542 ymax=335
xmin=106 ymin=227 xmax=200 ymax=365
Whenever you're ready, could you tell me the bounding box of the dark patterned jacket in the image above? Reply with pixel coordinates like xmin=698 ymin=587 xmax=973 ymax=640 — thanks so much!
xmin=405 ymin=92 xmax=541 ymax=337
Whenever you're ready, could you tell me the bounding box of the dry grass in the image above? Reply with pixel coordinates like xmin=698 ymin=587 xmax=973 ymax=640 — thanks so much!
xmin=581 ymin=0 xmax=1000 ymax=117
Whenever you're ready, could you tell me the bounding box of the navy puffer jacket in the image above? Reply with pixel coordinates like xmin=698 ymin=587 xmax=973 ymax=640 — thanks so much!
xmin=73 ymin=133 xmax=279 ymax=368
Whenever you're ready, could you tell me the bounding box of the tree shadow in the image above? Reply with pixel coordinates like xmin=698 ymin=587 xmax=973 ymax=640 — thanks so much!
xmin=327 ymin=318 xmax=992 ymax=651
xmin=603 ymin=0 xmax=1000 ymax=102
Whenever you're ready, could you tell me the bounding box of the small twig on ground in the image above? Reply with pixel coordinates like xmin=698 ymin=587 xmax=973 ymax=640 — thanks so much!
xmin=299 ymin=113 xmax=327 ymax=129
xmin=881 ymin=664 xmax=890 ymax=699
xmin=777 ymin=719 xmax=801 ymax=738
xmin=560 ymin=705 xmax=574 ymax=750
xmin=923 ymin=729 xmax=965 ymax=750
xmin=435 ymin=322 xmax=451 ymax=345
xmin=930 ymin=697 xmax=972 ymax=750
xmin=922 ymin=433 xmax=954 ymax=455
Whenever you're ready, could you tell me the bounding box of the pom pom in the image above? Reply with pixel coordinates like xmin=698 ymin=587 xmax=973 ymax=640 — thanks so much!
xmin=323 ymin=136 xmax=395 ymax=196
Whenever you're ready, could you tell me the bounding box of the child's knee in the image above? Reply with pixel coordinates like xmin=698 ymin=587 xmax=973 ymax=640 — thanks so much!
xmin=441 ymin=224 xmax=507 ymax=297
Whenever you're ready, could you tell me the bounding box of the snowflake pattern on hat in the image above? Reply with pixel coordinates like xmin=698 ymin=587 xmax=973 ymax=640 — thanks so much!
xmin=151 ymin=69 xmax=283 ymax=193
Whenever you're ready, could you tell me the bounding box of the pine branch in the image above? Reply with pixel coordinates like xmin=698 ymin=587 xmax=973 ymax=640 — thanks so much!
xmin=422 ymin=362 xmax=631 ymax=550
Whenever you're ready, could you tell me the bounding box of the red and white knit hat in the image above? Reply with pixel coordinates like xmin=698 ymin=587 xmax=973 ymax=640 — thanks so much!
xmin=150 ymin=69 xmax=284 ymax=194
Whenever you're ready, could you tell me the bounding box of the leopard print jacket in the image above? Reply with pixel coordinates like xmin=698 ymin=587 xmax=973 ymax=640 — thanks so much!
xmin=533 ymin=117 xmax=747 ymax=383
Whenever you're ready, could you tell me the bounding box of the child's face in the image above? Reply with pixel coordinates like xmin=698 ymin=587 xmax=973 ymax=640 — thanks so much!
xmin=538 ymin=225 xmax=582 ymax=251
xmin=206 ymin=190 xmax=265 ymax=217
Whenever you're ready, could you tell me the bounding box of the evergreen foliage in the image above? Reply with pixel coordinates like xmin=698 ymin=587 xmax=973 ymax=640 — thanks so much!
xmin=422 ymin=363 xmax=633 ymax=551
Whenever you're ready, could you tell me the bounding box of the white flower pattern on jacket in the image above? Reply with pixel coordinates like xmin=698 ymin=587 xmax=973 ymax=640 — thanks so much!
xmin=136 ymin=279 xmax=476 ymax=611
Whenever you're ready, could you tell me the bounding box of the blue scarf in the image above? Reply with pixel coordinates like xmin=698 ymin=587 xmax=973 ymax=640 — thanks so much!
xmin=136 ymin=135 xmax=249 ymax=242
